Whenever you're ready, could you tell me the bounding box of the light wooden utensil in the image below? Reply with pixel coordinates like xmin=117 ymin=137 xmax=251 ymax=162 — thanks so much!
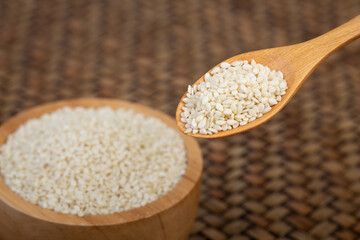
xmin=176 ymin=15 xmax=360 ymax=139
xmin=0 ymin=98 xmax=203 ymax=240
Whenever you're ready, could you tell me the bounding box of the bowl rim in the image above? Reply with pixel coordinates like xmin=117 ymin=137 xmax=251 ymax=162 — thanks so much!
xmin=0 ymin=98 xmax=203 ymax=226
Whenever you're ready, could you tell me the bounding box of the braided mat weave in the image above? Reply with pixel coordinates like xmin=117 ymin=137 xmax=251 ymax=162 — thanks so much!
xmin=1 ymin=0 xmax=360 ymax=239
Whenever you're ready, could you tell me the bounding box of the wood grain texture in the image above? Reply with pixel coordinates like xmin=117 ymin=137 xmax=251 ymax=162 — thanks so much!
xmin=0 ymin=98 xmax=203 ymax=240
xmin=176 ymin=15 xmax=360 ymax=138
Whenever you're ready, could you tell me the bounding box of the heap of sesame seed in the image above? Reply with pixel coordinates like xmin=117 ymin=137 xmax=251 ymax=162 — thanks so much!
xmin=0 ymin=107 xmax=187 ymax=216
xmin=180 ymin=60 xmax=287 ymax=134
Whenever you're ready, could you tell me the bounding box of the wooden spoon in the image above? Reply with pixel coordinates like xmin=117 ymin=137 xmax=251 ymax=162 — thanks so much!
xmin=176 ymin=15 xmax=360 ymax=139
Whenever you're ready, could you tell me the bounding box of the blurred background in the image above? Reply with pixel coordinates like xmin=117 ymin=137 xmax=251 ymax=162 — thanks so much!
xmin=1 ymin=0 xmax=360 ymax=239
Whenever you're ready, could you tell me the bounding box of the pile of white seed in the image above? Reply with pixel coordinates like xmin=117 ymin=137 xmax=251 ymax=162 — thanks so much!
xmin=0 ymin=107 xmax=187 ymax=216
xmin=180 ymin=60 xmax=287 ymax=134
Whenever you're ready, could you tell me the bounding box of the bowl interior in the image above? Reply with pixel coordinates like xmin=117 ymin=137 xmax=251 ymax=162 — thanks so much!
xmin=0 ymin=98 xmax=203 ymax=226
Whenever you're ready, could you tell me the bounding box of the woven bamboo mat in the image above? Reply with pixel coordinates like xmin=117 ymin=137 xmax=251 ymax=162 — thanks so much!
xmin=1 ymin=0 xmax=360 ymax=239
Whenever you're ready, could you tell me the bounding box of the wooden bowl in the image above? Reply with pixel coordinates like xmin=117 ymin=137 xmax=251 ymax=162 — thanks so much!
xmin=0 ymin=98 xmax=203 ymax=240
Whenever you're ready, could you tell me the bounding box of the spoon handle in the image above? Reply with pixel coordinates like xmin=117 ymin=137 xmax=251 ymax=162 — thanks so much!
xmin=289 ymin=15 xmax=360 ymax=77
xmin=307 ymin=15 xmax=360 ymax=56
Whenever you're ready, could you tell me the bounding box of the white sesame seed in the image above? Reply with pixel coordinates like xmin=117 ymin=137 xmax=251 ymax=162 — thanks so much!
xmin=223 ymin=109 xmax=232 ymax=115
xmin=227 ymin=120 xmax=238 ymax=125
xmin=231 ymin=61 xmax=241 ymax=66
xmin=248 ymin=109 xmax=256 ymax=117
xmin=220 ymin=62 xmax=231 ymax=69
xmin=202 ymin=96 xmax=209 ymax=105
xmin=263 ymin=107 xmax=272 ymax=113
xmin=211 ymin=66 xmax=220 ymax=74
xmin=269 ymin=98 xmax=278 ymax=105
xmin=216 ymin=103 xmax=224 ymax=111
xmin=204 ymin=72 xmax=211 ymax=80
xmin=192 ymin=119 xmax=198 ymax=128
xmin=199 ymin=128 xmax=207 ymax=135
xmin=223 ymin=99 xmax=233 ymax=105
xmin=208 ymin=128 xmax=218 ymax=133
xmin=196 ymin=114 xmax=204 ymax=122
xmin=216 ymin=120 xmax=226 ymax=125
xmin=258 ymin=103 xmax=265 ymax=112
xmin=198 ymin=118 xmax=207 ymax=129
xmin=184 ymin=128 xmax=192 ymax=133
xmin=187 ymin=85 xmax=192 ymax=93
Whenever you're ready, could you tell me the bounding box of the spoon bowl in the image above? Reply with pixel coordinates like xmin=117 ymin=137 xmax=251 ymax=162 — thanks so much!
xmin=176 ymin=15 xmax=360 ymax=138
xmin=176 ymin=48 xmax=295 ymax=138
